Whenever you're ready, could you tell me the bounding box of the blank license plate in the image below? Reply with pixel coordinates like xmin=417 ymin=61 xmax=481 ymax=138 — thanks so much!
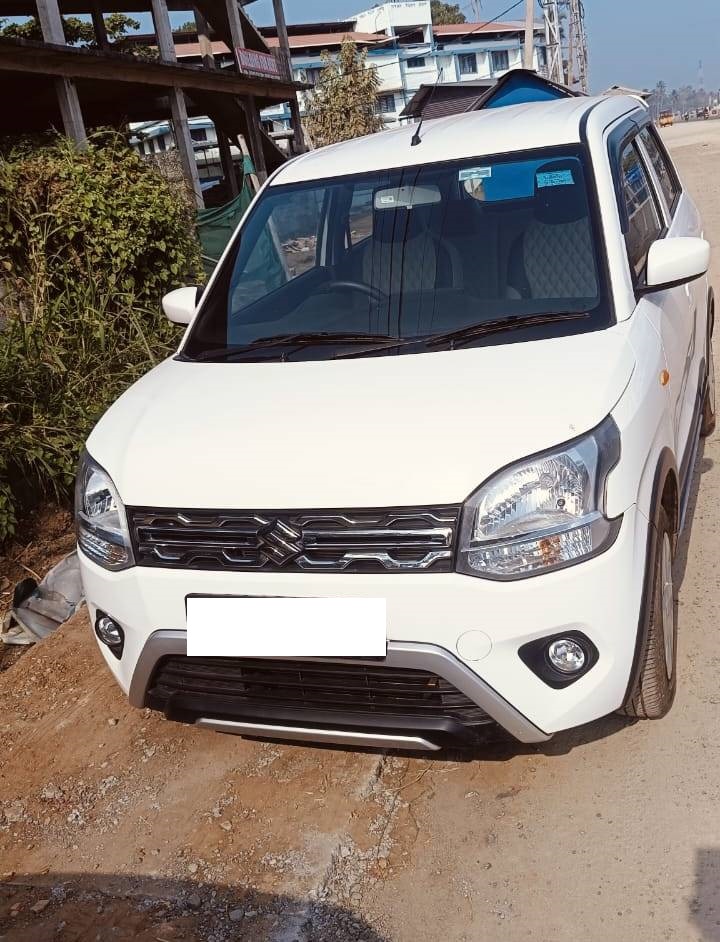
xmin=186 ymin=596 xmax=387 ymax=657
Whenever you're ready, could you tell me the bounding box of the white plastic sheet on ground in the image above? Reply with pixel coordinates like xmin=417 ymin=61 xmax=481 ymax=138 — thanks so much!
xmin=0 ymin=552 xmax=84 ymax=645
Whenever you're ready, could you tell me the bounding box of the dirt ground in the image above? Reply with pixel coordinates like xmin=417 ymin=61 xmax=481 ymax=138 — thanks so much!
xmin=3 ymin=118 xmax=720 ymax=942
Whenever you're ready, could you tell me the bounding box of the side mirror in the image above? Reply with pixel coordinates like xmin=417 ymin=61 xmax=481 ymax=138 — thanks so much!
xmin=161 ymin=286 xmax=201 ymax=325
xmin=644 ymin=237 xmax=710 ymax=292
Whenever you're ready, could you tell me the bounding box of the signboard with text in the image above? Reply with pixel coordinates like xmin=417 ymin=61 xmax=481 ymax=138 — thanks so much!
xmin=236 ymin=47 xmax=282 ymax=79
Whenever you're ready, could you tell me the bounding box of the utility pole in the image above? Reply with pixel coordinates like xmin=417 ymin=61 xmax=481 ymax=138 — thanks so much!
xmin=523 ymin=0 xmax=535 ymax=70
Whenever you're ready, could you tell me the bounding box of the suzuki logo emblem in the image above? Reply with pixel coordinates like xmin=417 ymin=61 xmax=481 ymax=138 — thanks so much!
xmin=256 ymin=518 xmax=303 ymax=566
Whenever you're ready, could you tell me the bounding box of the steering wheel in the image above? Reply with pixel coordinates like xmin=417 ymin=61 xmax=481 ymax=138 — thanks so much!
xmin=317 ymin=280 xmax=388 ymax=305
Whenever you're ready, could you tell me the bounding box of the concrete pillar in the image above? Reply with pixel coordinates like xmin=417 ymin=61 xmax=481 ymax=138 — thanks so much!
xmin=35 ymin=0 xmax=64 ymax=43
xmin=217 ymin=130 xmax=239 ymax=197
xmin=242 ymin=98 xmax=268 ymax=183
xmin=91 ymin=3 xmax=110 ymax=50
xmin=169 ymin=89 xmax=204 ymax=209
xmin=236 ymin=134 xmax=260 ymax=192
xmin=150 ymin=0 xmax=177 ymax=61
xmin=36 ymin=0 xmax=88 ymax=147
xmin=193 ymin=7 xmax=215 ymax=70
xmin=222 ymin=0 xmax=268 ymax=182
xmin=523 ymin=0 xmax=535 ymax=70
xmin=55 ymin=77 xmax=88 ymax=145
xmin=150 ymin=0 xmax=204 ymax=208
xmin=271 ymin=0 xmax=306 ymax=154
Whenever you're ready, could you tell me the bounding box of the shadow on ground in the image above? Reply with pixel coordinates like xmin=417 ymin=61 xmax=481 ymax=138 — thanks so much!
xmin=692 ymin=849 xmax=720 ymax=941
xmin=0 ymin=871 xmax=389 ymax=942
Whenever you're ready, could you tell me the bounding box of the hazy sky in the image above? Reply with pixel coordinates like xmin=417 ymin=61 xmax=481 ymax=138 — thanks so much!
xmin=234 ymin=0 xmax=720 ymax=93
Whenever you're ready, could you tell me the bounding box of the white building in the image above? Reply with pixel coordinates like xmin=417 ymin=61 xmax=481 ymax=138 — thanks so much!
xmin=260 ymin=1 xmax=547 ymax=129
xmin=130 ymin=117 xmax=246 ymax=189
xmin=129 ymin=1 xmax=549 ymax=166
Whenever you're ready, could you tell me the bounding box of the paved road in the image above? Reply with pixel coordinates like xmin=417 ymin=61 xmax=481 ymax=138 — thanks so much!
xmin=3 ymin=119 xmax=720 ymax=942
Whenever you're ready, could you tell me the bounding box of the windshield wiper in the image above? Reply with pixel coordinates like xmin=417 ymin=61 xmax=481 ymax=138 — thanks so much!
xmin=188 ymin=332 xmax=401 ymax=362
xmin=424 ymin=312 xmax=592 ymax=350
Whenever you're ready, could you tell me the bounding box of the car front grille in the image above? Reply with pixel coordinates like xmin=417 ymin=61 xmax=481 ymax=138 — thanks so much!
xmin=147 ymin=656 xmax=492 ymax=728
xmin=127 ymin=505 xmax=460 ymax=573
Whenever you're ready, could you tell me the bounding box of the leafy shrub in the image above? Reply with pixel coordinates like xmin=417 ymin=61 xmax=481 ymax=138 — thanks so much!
xmin=0 ymin=134 xmax=202 ymax=541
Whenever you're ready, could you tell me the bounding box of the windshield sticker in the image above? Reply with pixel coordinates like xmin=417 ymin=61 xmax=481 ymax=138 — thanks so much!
xmin=458 ymin=166 xmax=492 ymax=182
xmin=536 ymin=169 xmax=574 ymax=188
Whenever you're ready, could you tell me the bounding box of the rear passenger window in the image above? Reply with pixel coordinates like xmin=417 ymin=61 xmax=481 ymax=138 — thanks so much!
xmin=639 ymin=126 xmax=681 ymax=212
xmin=620 ymin=142 xmax=663 ymax=279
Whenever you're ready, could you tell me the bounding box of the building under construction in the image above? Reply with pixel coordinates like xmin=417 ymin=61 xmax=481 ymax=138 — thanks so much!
xmin=0 ymin=0 xmax=307 ymax=207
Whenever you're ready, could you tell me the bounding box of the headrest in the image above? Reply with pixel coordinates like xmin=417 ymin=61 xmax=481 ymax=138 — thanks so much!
xmin=532 ymin=160 xmax=586 ymax=225
xmin=372 ymin=204 xmax=434 ymax=244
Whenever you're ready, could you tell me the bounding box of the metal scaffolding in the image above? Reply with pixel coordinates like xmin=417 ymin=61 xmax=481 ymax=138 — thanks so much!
xmin=565 ymin=0 xmax=589 ymax=93
xmin=540 ymin=0 xmax=563 ymax=85
xmin=538 ymin=0 xmax=589 ymax=93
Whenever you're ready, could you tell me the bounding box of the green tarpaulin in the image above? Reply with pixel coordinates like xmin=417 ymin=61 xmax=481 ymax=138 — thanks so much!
xmin=196 ymin=157 xmax=255 ymax=275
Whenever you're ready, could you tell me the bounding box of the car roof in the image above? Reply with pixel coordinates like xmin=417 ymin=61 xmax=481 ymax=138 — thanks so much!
xmin=272 ymin=95 xmax=642 ymax=186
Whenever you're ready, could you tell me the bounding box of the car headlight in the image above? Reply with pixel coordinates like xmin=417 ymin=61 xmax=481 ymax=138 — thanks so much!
xmin=457 ymin=416 xmax=621 ymax=579
xmin=75 ymin=451 xmax=134 ymax=571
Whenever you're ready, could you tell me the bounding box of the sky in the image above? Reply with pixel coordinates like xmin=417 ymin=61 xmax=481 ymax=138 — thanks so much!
xmin=229 ymin=0 xmax=720 ymax=94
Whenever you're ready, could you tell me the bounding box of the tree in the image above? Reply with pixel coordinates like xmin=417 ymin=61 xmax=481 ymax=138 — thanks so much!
xmin=0 ymin=12 xmax=139 ymax=46
xmin=304 ymin=40 xmax=384 ymax=148
xmin=176 ymin=20 xmax=196 ymax=32
xmin=430 ymin=1 xmax=466 ymax=25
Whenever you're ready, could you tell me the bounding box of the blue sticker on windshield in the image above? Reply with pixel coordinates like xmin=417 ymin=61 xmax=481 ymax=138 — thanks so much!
xmin=536 ymin=170 xmax=574 ymax=188
xmin=459 ymin=166 xmax=492 ymax=181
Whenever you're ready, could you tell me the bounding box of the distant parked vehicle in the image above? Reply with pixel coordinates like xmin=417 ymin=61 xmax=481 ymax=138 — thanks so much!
xmin=659 ymin=110 xmax=674 ymax=127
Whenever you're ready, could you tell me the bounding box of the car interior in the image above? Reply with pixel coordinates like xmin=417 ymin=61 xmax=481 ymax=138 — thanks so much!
xmin=224 ymin=155 xmax=603 ymax=346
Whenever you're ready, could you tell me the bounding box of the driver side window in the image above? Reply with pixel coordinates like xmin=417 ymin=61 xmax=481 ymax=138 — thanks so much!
xmin=230 ymin=188 xmax=325 ymax=312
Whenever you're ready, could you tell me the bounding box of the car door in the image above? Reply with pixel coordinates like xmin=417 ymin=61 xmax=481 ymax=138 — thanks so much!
xmin=618 ymin=134 xmax=697 ymax=473
xmin=637 ymin=123 xmax=707 ymax=382
xmin=638 ymin=124 xmax=706 ymax=474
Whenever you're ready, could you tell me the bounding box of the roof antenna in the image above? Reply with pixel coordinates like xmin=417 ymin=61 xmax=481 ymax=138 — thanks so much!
xmin=411 ymin=68 xmax=443 ymax=147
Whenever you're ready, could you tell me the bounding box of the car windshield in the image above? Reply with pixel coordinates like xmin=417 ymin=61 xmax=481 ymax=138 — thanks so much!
xmin=183 ymin=146 xmax=611 ymax=361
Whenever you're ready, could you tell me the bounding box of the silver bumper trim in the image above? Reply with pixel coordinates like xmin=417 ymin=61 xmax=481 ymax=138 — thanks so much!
xmin=195 ymin=718 xmax=441 ymax=751
xmin=128 ymin=630 xmax=551 ymax=744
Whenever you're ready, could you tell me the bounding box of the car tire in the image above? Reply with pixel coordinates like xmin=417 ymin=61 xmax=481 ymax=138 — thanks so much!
xmin=621 ymin=506 xmax=677 ymax=720
xmin=701 ymin=331 xmax=716 ymax=436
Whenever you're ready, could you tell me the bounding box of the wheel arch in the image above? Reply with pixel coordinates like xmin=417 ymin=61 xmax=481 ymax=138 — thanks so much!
xmin=622 ymin=447 xmax=678 ymax=706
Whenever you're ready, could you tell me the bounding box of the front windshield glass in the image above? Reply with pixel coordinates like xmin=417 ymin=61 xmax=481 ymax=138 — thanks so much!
xmin=183 ymin=146 xmax=611 ymax=361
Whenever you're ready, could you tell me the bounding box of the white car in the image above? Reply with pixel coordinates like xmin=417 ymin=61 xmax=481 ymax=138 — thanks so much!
xmin=76 ymin=93 xmax=713 ymax=751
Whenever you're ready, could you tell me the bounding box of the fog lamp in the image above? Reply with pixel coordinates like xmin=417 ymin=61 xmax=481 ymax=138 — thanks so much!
xmin=95 ymin=613 xmax=124 ymax=658
xmin=547 ymin=638 xmax=586 ymax=674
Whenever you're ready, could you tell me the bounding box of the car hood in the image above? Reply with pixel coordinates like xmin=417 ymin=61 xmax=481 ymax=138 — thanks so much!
xmin=87 ymin=328 xmax=635 ymax=509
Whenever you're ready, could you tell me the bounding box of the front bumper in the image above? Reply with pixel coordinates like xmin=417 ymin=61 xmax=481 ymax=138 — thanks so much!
xmin=79 ymin=504 xmax=648 ymax=744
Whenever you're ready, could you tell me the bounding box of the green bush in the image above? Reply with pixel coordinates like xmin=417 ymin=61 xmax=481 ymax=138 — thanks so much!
xmin=0 ymin=134 xmax=203 ymax=541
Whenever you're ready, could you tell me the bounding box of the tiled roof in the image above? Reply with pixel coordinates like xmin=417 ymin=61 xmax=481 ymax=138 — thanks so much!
xmin=174 ymin=32 xmax=386 ymax=57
